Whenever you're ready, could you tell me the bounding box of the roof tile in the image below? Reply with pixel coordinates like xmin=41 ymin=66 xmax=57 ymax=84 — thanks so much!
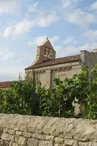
xmin=0 ymin=81 xmax=13 ymax=89
xmin=25 ymin=54 xmax=80 ymax=70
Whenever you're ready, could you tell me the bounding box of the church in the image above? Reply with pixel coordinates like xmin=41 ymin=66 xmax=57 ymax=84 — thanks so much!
xmin=1 ymin=38 xmax=97 ymax=89
xmin=25 ymin=38 xmax=97 ymax=88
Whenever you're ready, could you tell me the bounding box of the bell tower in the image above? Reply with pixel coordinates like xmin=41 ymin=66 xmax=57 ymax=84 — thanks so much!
xmin=36 ymin=38 xmax=56 ymax=62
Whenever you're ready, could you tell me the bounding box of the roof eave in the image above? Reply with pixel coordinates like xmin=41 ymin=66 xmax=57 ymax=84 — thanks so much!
xmin=25 ymin=59 xmax=80 ymax=70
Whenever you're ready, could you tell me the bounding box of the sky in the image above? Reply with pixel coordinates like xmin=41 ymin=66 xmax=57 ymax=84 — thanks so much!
xmin=0 ymin=0 xmax=97 ymax=81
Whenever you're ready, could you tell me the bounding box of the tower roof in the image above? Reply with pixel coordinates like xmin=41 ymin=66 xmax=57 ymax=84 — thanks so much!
xmin=38 ymin=38 xmax=53 ymax=48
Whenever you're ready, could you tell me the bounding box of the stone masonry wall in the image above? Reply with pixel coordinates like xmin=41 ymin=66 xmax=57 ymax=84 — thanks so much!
xmin=0 ymin=114 xmax=97 ymax=146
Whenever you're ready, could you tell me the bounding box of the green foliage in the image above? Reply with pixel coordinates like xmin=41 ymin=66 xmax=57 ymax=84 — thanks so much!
xmin=84 ymin=65 xmax=97 ymax=119
xmin=1 ymin=65 xmax=97 ymax=119
xmin=0 ymin=76 xmax=40 ymax=115
xmin=40 ymin=84 xmax=74 ymax=117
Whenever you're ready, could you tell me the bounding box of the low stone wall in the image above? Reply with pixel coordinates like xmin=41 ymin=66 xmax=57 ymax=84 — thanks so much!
xmin=0 ymin=114 xmax=97 ymax=146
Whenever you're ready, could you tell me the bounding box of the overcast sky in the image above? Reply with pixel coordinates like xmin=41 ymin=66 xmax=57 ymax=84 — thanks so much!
xmin=0 ymin=0 xmax=97 ymax=81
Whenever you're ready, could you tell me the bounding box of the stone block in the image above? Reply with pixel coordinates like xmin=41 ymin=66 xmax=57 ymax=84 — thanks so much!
xmin=46 ymin=135 xmax=54 ymax=141
xmin=64 ymin=139 xmax=77 ymax=146
xmin=22 ymin=132 xmax=31 ymax=138
xmin=1 ymin=133 xmax=14 ymax=142
xmin=54 ymin=137 xmax=64 ymax=144
xmin=27 ymin=138 xmax=39 ymax=146
xmin=8 ymin=130 xmax=15 ymax=135
xmin=32 ymin=133 xmax=45 ymax=140
xmin=16 ymin=131 xmax=22 ymax=136
xmin=39 ymin=141 xmax=53 ymax=146
xmin=18 ymin=136 xmax=26 ymax=145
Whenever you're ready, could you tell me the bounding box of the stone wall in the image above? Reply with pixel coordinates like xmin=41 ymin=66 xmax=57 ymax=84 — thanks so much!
xmin=80 ymin=50 xmax=97 ymax=79
xmin=31 ymin=61 xmax=81 ymax=88
xmin=0 ymin=114 xmax=97 ymax=146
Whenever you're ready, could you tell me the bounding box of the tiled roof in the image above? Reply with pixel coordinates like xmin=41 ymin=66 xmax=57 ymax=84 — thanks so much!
xmin=0 ymin=81 xmax=13 ymax=89
xmin=25 ymin=54 xmax=80 ymax=70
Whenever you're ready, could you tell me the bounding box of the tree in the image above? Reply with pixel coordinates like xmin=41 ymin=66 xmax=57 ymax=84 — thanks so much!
xmin=0 ymin=75 xmax=40 ymax=115
xmin=0 ymin=65 xmax=97 ymax=119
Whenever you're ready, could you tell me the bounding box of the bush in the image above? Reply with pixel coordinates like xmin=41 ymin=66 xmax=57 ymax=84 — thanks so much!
xmin=1 ymin=65 xmax=97 ymax=119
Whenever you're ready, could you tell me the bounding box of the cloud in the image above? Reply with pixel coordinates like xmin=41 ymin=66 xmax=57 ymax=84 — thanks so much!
xmin=63 ymin=36 xmax=76 ymax=45
xmin=0 ymin=47 xmax=25 ymax=81
xmin=91 ymin=1 xmax=97 ymax=10
xmin=3 ymin=19 xmax=33 ymax=37
xmin=34 ymin=11 xmax=57 ymax=27
xmin=50 ymin=36 xmax=60 ymax=44
xmin=78 ymin=42 xmax=97 ymax=52
xmin=28 ymin=36 xmax=60 ymax=46
xmin=84 ymin=30 xmax=97 ymax=41
xmin=0 ymin=0 xmax=20 ymax=14
xmin=0 ymin=47 xmax=36 ymax=81
xmin=28 ymin=2 xmax=38 ymax=13
xmin=3 ymin=12 xmax=57 ymax=37
xmin=0 ymin=66 xmax=25 ymax=81
xmin=0 ymin=48 xmax=14 ymax=61
xmin=55 ymin=45 xmax=80 ymax=57
xmin=55 ymin=42 xmax=97 ymax=58
xmin=62 ymin=0 xmax=78 ymax=8
xmin=65 ymin=8 xmax=96 ymax=25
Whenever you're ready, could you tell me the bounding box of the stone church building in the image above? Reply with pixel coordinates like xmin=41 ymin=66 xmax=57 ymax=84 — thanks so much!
xmin=25 ymin=38 xmax=97 ymax=88
xmin=1 ymin=38 xmax=97 ymax=89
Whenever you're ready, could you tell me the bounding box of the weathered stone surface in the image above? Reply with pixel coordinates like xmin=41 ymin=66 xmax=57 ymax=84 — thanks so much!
xmin=3 ymin=128 xmax=8 ymax=133
xmin=0 ymin=114 xmax=97 ymax=145
xmin=54 ymin=144 xmax=64 ymax=146
xmin=64 ymin=139 xmax=77 ymax=146
xmin=1 ymin=133 xmax=14 ymax=142
xmin=46 ymin=135 xmax=54 ymax=141
xmin=22 ymin=132 xmax=31 ymax=138
xmin=8 ymin=129 xmax=15 ymax=135
xmin=12 ymin=143 xmax=18 ymax=146
xmin=78 ymin=142 xmax=97 ymax=146
xmin=0 ymin=139 xmax=3 ymax=145
xmin=54 ymin=137 xmax=64 ymax=144
xmin=39 ymin=141 xmax=53 ymax=146
xmin=32 ymin=133 xmax=45 ymax=140
xmin=16 ymin=131 xmax=22 ymax=136
xmin=3 ymin=140 xmax=9 ymax=146
xmin=18 ymin=136 xmax=26 ymax=145
xmin=27 ymin=138 xmax=39 ymax=146
xmin=14 ymin=135 xmax=19 ymax=142
xmin=0 ymin=127 xmax=3 ymax=134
